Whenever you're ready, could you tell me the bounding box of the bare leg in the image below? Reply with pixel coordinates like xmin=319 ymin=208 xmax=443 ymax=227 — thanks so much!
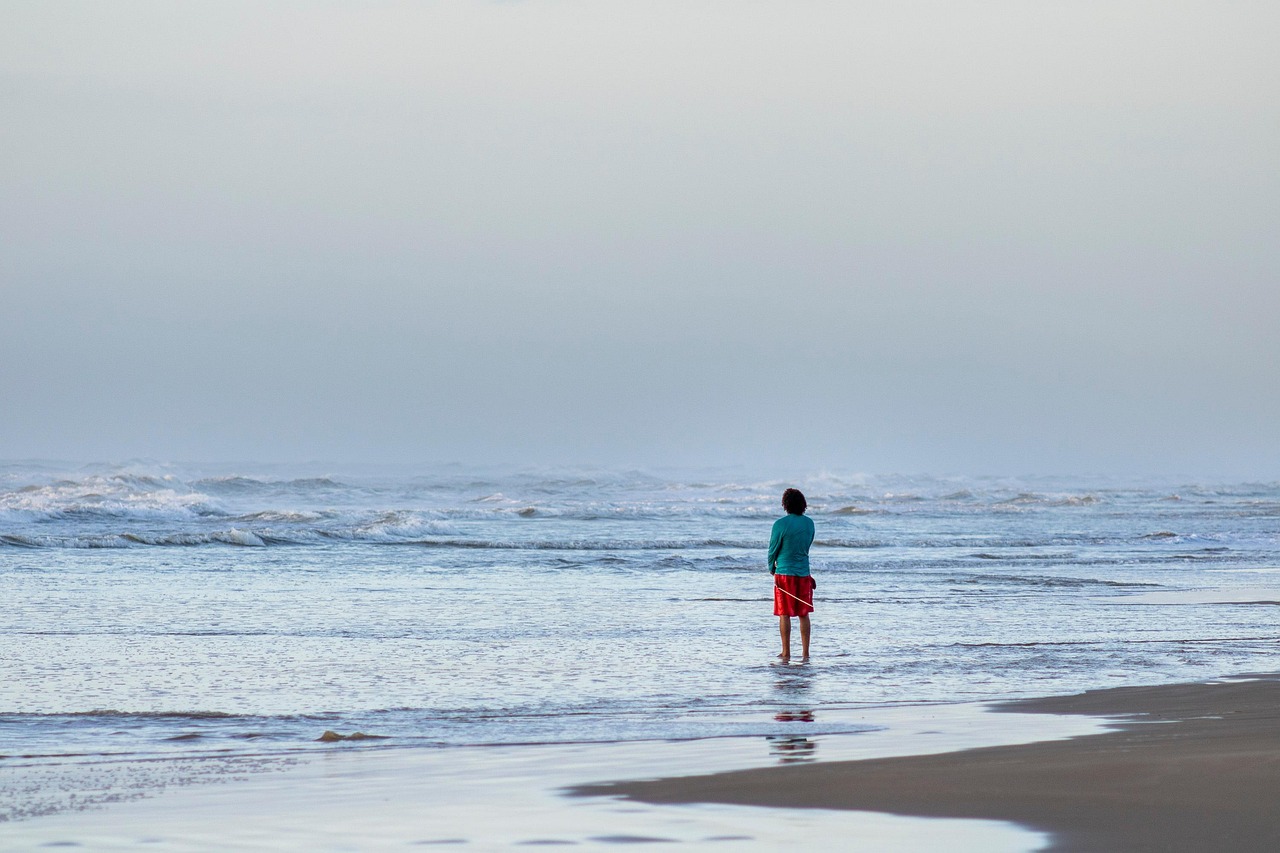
xmin=799 ymin=614 xmax=811 ymax=661
xmin=778 ymin=616 xmax=791 ymax=661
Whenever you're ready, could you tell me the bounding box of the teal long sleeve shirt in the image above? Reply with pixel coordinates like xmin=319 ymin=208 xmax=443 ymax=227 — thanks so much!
xmin=768 ymin=512 xmax=814 ymax=576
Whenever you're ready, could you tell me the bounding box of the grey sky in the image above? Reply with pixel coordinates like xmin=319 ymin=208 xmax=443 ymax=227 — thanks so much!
xmin=2 ymin=1 xmax=1277 ymax=475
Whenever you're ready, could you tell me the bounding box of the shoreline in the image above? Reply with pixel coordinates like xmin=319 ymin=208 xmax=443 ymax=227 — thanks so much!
xmin=1 ymin=698 xmax=1105 ymax=850
xmin=570 ymin=672 xmax=1280 ymax=852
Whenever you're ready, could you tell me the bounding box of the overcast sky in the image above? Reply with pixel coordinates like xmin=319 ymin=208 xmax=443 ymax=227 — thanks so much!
xmin=2 ymin=1 xmax=1277 ymax=476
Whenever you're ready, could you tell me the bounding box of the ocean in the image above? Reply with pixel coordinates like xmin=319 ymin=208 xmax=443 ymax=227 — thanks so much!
xmin=2 ymin=462 xmax=1279 ymax=834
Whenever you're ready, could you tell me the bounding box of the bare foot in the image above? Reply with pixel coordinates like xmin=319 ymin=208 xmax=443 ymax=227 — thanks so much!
xmin=777 ymin=652 xmax=790 ymax=662
xmin=800 ymin=655 xmax=810 ymax=663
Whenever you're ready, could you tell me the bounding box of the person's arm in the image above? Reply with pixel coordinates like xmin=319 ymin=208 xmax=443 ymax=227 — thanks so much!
xmin=767 ymin=520 xmax=782 ymax=574
xmin=805 ymin=516 xmax=815 ymax=586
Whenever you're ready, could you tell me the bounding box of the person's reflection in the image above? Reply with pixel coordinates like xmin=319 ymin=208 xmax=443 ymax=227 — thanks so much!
xmin=774 ymin=710 xmax=815 ymax=723
xmin=773 ymin=665 xmax=814 ymax=697
xmin=767 ymin=709 xmax=817 ymax=763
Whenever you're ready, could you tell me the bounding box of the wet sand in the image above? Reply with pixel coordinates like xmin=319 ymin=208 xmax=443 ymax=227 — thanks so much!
xmin=571 ymin=674 xmax=1280 ymax=853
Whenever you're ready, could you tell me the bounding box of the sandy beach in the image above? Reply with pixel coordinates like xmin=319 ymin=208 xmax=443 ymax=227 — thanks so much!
xmin=6 ymin=672 xmax=1279 ymax=850
xmin=573 ymin=673 xmax=1280 ymax=852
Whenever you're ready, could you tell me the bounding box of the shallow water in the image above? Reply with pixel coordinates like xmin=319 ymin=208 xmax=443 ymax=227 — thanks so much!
xmin=3 ymin=702 xmax=1107 ymax=851
xmin=2 ymin=463 xmax=1278 ymax=821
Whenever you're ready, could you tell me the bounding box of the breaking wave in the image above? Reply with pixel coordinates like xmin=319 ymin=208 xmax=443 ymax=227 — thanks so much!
xmin=2 ymin=466 xmax=1276 ymax=555
xmin=0 ymin=475 xmax=221 ymax=522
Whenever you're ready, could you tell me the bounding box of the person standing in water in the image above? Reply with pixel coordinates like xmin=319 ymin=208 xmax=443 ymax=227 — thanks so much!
xmin=768 ymin=488 xmax=815 ymax=662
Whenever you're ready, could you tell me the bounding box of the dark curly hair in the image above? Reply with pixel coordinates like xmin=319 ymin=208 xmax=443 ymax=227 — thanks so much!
xmin=781 ymin=488 xmax=807 ymax=515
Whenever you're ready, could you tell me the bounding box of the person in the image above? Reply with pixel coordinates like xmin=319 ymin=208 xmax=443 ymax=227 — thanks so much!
xmin=768 ymin=487 xmax=815 ymax=662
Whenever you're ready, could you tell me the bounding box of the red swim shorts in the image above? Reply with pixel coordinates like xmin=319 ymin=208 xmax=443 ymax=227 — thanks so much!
xmin=773 ymin=574 xmax=815 ymax=617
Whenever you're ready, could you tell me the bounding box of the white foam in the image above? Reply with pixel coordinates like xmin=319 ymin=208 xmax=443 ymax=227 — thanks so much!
xmin=0 ymin=474 xmax=220 ymax=521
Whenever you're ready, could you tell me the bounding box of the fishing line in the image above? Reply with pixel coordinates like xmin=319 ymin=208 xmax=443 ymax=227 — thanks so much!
xmin=774 ymin=578 xmax=814 ymax=608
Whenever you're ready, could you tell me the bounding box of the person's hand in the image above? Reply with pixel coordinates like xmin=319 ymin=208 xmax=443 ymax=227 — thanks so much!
xmin=770 ymin=568 xmax=775 ymax=575
xmin=811 ymin=577 xmax=817 ymax=589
